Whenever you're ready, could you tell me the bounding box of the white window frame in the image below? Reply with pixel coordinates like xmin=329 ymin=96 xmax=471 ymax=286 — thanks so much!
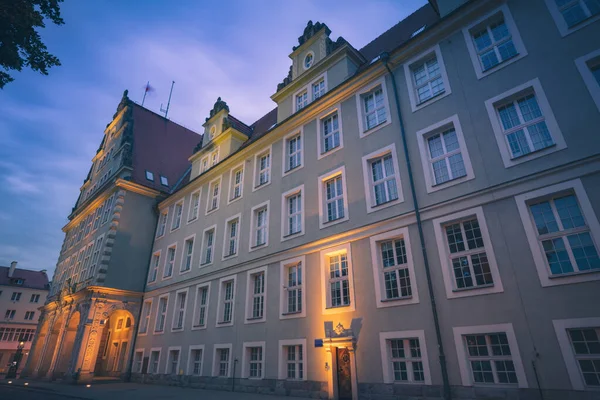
xmin=153 ymin=294 xmax=169 ymax=335
xmin=156 ymin=210 xmax=168 ymax=238
xmin=187 ymin=344 xmax=205 ymax=376
xmin=462 ymin=4 xmax=528 ymax=79
xmin=171 ymin=288 xmax=188 ymax=332
xmin=484 ymin=78 xmax=566 ymax=168
xmin=187 ymin=189 xmax=201 ymax=223
xmin=222 ymin=214 xmax=241 ymax=260
xmin=294 ymin=88 xmax=309 ymax=112
xmin=212 ymin=343 xmax=233 ymax=377
xmin=206 ymin=176 xmax=222 ymax=215
xmin=279 ymin=255 xmax=307 ymax=320
xmin=179 ymin=234 xmax=195 ymax=274
xmin=282 ymin=128 xmax=304 ymax=176
xmin=192 ymin=282 xmax=211 ymax=331
xmin=515 ymin=179 xmax=600 ymax=287
xmin=553 ymin=317 xmax=600 ymax=390
xmin=416 ymin=114 xmax=475 ymax=193
xmin=379 ymin=330 xmax=432 ymax=384
xmin=162 ymin=243 xmax=177 ymax=280
xmin=316 ymin=105 xmax=344 ymax=160
xmin=317 ymin=165 xmax=349 ymax=229
xmin=139 ymin=298 xmax=153 ymax=336
xmin=281 ymin=185 xmax=305 ymax=242
xmin=369 ymin=227 xmax=419 ymax=308
xmin=227 ymin=163 xmax=245 ymax=204
xmin=355 ymin=76 xmax=392 ymax=138
xmin=453 ymin=323 xmax=529 ymax=388
xmin=171 ymin=200 xmax=184 ymax=232
xmin=245 ymin=266 xmax=267 ymax=324
xmin=242 ymin=341 xmax=266 ymax=379
xmin=320 ymin=242 xmax=356 ymax=314
xmin=278 ymin=339 xmax=307 ymax=381
xmin=292 ymin=73 xmax=327 ymax=113
xmin=249 ymin=200 xmax=270 ymax=252
xmin=253 ymin=145 xmax=272 ymax=191
xmin=165 ymin=346 xmax=182 ymax=375
xmin=403 ymin=44 xmax=452 ymax=112
xmin=575 ymin=49 xmax=600 ymax=112
xmin=216 ymin=275 xmax=237 ymax=327
xmin=211 ymin=148 xmax=219 ymax=166
xmin=133 ymin=349 xmax=144 ymax=373
xmin=544 ymin=0 xmax=600 ymax=37
xmin=149 ymin=347 xmax=162 ymax=374
xmin=432 ymin=206 xmax=504 ymax=299
xmin=200 ymin=224 xmax=217 ymax=267
xmin=361 ymin=143 xmax=404 ymax=213
xmin=200 ymin=156 xmax=209 ymax=174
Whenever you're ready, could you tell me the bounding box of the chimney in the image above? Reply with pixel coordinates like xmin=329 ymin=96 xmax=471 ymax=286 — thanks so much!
xmin=8 ymin=261 xmax=17 ymax=277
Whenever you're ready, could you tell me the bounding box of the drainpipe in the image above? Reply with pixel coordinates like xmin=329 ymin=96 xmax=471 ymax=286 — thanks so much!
xmin=380 ymin=51 xmax=452 ymax=400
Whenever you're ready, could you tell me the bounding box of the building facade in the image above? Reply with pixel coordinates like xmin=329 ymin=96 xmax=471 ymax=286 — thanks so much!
xmin=0 ymin=262 xmax=49 ymax=374
xmin=21 ymin=91 xmax=201 ymax=382
xmin=130 ymin=0 xmax=600 ymax=399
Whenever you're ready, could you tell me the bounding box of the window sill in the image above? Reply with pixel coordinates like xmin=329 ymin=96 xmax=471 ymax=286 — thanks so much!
xmin=223 ymin=253 xmax=237 ymax=260
xmin=452 ymin=283 xmax=494 ymax=293
xmin=217 ymin=321 xmax=232 ymax=325
xmin=323 ymin=216 xmax=346 ymax=225
xmin=549 ymin=268 xmax=600 ymax=279
xmin=481 ymin=53 xmax=520 ymax=73
xmin=361 ymin=119 xmax=390 ymax=138
xmin=284 ymin=164 xmax=302 ymax=175
xmin=509 ymin=143 xmax=556 ymax=161
xmin=432 ymin=174 xmax=468 ymax=188
xmin=172 ymin=327 xmax=183 ymax=332
xmin=282 ymin=311 xmax=303 ymax=316
xmin=246 ymin=316 xmax=265 ymax=321
xmin=250 ymin=243 xmax=267 ymax=250
xmin=254 ymin=181 xmax=270 ymax=191
xmin=372 ymin=197 xmax=399 ymax=209
xmin=381 ymin=296 xmax=413 ymax=303
xmin=283 ymin=231 xmax=303 ymax=239
xmin=206 ymin=207 xmax=219 ymax=215
xmin=187 ymin=217 xmax=198 ymax=224
xmin=200 ymin=262 xmax=213 ymax=267
xmin=415 ymin=90 xmax=446 ymax=107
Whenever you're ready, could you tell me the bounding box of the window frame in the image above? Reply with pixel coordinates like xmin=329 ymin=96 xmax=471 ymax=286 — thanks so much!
xmin=149 ymin=347 xmax=162 ymax=374
xmin=222 ymin=214 xmax=242 ymax=260
xmin=156 ymin=210 xmax=168 ymax=238
xmin=133 ymin=349 xmax=144 ymax=373
xmin=252 ymin=145 xmax=272 ymax=191
xmin=361 ymin=143 xmax=404 ymax=213
xmin=282 ymin=128 xmax=304 ymax=177
xmin=379 ymin=330 xmax=432 ymax=385
xmin=161 ymin=243 xmax=177 ymax=280
xmin=369 ymin=227 xmax=420 ymax=308
xmin=153 ymin=294 xmax=169 ymax=335
xmin=484 ymin=78 xmax=566 ymax=168
xmin=179 ymin=234 xmax=195 ymax=274
xmin=278 ymin=339 xmax=307 ymax=381
xmin=205 ymin=176 xmax=222 ymax=215
xmin=245 ymin=266 xmax=267 ymax=324
xmin=281 ymin=185 xmax=305 ymax=242
xmin=462 ymin=4 xmax=528 ymax=79
xmin=355 ymin=77 xmax=392 ymax=138
xmin=165 ymin=346 xmax=181 ymax=375
xmin=242 ymin=341 xmax=266 ymax=379
xmin=403 ymin=44 xmax=452 ymax=112
xmin=170 ymin=288 xmax=188 ymax=332
xmin=249 ymin=200 xmax=270 ymax=252
xmin=453 ymin=323 xmax=529 ymax=388
xmin=147 ymin=251 xmax=161 ymax=284
xmin=212 ymin=343 xmax=233 ymax=378
xmin=575 ymin=49 xmax=600 ymax=112
xmin=544 ymin=0 xmax=600 ymax=37
xmin=199 ymin=224 xmax=217 ymax=267
xmin=191 ymin=282 xmax=211 ymax=331
xmin=416 ymin=114 xmax=475 ymax=193
xmin=227 ymin=163 xmax=245 ymax=204
xmin=187 ymin=344 xmax=205 ymax=376
xmin=515 ymin=179 xmax=600 ymax=287
xmin=139 ymin=298 xmax=153 ymax=336
xmin=432 ymin=206 xmax=504 ymax=299
xmin=320 ymin=242 xmax=356 ymax=314
xmin=215 ymin=275 xmax=237 ymax=327
xmin=317 ymin=166 xmax=349 ymax=229
xmin=279 ymin=255 xmax=307 ymax=320
xmin=187 ymin=189 xmax=202 ymax=223
xmin=170 ymin=200 xmax=184 ymax=232
xmin=316 ymin=105 xmax=344 ymax=159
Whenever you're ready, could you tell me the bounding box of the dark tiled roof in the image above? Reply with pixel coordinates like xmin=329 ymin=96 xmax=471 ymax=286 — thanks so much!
xmin=227 ymin=114 xmax=253 ymax=137
xmin=359 ymin=4 xmax=440 ymax=62
xmin=0 ymin=267 xmax=49 ymax=290
xmin=249 ymin=108 xmax=278 ymax=140
xmin=131 ymin=105 xmax=201 ymax=193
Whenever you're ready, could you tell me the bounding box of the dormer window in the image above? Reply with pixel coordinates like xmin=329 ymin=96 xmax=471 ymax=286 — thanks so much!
xmin=145 ymin=171 xmax=154 ymax=181
xmin=304 ymin=52 xmax=314 ymax=69
xmin=296 ymin=91 xmax=308 ymax=111
xmin=160 ymin=176 xmax=169 ymax=186
xmin=11 ymin=279 xmax=24 ymax=286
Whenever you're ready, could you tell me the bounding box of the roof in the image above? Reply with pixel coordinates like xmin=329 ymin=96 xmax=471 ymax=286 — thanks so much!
xmin=227 ymin=114 xmax=253 ymax=137
xmin=130 ymin=104 xmax=202 ymax=193
xmin=0 ymin=267 xmax=49 ymax=290
xmin=359 ymin=4 xmax=440 ymax=62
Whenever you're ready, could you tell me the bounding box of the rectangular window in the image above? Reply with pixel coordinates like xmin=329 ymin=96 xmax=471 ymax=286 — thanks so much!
xmin=146 ymin=171 xmax=154 ymax=181
xmin=188 ymin=191 xmax=200 ymax=222
xmin=575 ymin=50 xmax=600 ymax=112
xmin=321 ymin=243 xmax=355 ymax=313
xmin=172 ymin=291 xmax=187 ymax=331
xmin=88 ymin=236 xmax=104 ymax=279
xmin=412 ymin=55 xmax=445 ymax=104
xmin=160 ymin=176 xmax=168 ymax=186
xmin=211 ymin=149 xmax=219 ymax=166
xmin=554 ymin=0 xmax=600 ymax=28
xmin=568 ymin=327 xmax=600 ymax=387
xmin=322 ymin=112 xmax=340 ymax=153
xmin=201 ymin=157 xmax=209 ymax=173
xmin=24 ymin=311 xmax=35 ymax=320
xmin=148 ymin=252 xmax=160 ymax=283
xmin=156 ymin=211 xmax=168 ymax=238
xmin=296 ymin=90 xmax=308 ymax=111
xmin=201 ymin=227 xmax=216 ymax=265
xmin=217 ymin=277 xmax=235 ymax=325
xmin=254 ymin=148 xmax=272 ymax=188
xmin=134 ymin=350 xmax=144 ymax=373
xmin=427 ymin=128 xmax=467 ymax=185
xmin=139 ymin=299 xmax=152 ymax=334
xmin=312 ymin=78 xmax=325 ymax=100
xmin=217 ymin=348 xmax=230 ymax=377
xmin=167 ymin=349 xmax=180 ymax=374
xmin=193 ymin=284 xmax=209 ymax=329
xmin=163 ymin=246 xmax=176 ymax=279
xmin=282 ymin=260 xmax=303 ymax=315
xmin=181 ymin=236 xmax=194 ymax=273
xmin=318 ymin=166 xmax=349 ymax=228
xmin=242 ymin=343 xmax=265 ymax=379
xmin=283 ymin=188 xmax=303 ymax=238
xmin=190 ymin=347 xmax=203 ymax=375
xmin=11 ymin=292 xmax=21 ymax=301
xmin=246 ymin=268 xmax=266 ymax=322
xmin=286 ymin=345 xmax=303 ymax=380
xmin=155 ymin=296 xmax=168 ymax=333
xmin=464 ymin=333 xmax=518 ymax=384
xmin=251 ymin=201 xmax=270 ymax=249
xmin=224 ymin=216 xmax=240 ymax=258
xmin=362 ymin=86 xmax=387 ymax=131
xmin=207 ymin=179 xmax=220 ymax=213
xmin=150 ymin=350 xmax=161 ymax=374
xmin=368 ymin=154 xmax=399 ymax=206
xmin=285 ymin=133 xmax=302 ymax=172
xmin=229 ymin=165 xmax=244 ymax=202
xmin=101 ymin=194 xmax=114 ymax=225
xmin=30 ymin=294 xmax=40 ymax=303
xmin=389 ymin=338 xmax=425 ymax=382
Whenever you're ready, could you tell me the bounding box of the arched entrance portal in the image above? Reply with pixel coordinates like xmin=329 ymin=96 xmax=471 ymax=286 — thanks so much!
xmin=54 ymin=311 xmax=80 ymax=377
xmin=93 ymin=309 xmax=134 ymax=377
xmin=37 ymin=313 xmax=63 ymax=376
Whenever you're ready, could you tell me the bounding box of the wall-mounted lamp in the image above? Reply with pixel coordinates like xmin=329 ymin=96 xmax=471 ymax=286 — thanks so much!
xmin=325 ymin=362 xmax=330 ymax=371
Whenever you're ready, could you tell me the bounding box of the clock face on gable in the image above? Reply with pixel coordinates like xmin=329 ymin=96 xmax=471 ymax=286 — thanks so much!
xmin=304 ymin=52 xmax=314 ymax=70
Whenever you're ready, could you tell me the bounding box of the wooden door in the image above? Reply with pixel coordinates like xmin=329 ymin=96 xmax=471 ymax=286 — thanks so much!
xmin=336 ymin=347 xmax=352 ymax=400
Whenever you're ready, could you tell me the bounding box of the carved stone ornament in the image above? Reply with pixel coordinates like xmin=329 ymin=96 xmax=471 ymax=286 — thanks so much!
xmin=334 ymin=323 xmax=346 ymax=336
xmin=293 ymin=20 xmax=331 ymax=52
xmin=206 ymin=97 xmax=229 ymax=122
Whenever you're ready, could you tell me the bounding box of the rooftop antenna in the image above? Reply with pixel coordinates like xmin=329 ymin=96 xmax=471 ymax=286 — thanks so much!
xmin=160 ymin=80 xmax=175 ymax=119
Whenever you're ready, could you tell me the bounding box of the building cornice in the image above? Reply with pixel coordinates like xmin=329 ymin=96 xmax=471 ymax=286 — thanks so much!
xmin=115 ymin=178 xmax=163 ymax=198
xmin=189 ymin=127 xmax=249 ymax=163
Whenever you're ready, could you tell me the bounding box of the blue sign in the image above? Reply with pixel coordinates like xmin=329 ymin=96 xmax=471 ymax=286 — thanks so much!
xmin=314 ymin=339 xmax=323 ymax=348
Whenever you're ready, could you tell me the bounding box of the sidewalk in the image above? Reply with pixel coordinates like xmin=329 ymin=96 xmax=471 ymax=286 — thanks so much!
xmin=0 ymin=379 xmax=300 ymax=400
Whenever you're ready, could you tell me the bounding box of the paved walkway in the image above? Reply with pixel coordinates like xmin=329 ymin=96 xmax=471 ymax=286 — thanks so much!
xmin=0 ymin=379 xmax=298 ymax=400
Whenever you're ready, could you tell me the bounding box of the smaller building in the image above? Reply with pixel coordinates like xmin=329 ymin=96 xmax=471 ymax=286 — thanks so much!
xmin=0 ymin=261 xmax=49 ymax=374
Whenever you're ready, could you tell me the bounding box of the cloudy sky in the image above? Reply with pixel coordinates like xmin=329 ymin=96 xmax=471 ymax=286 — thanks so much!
xmin=0 ymin=0 xmax=426 ymax=277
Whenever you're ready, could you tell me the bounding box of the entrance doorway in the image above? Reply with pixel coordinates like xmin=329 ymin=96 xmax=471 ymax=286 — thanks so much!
xmin=336 ymin=347 xmax=353 ymax=400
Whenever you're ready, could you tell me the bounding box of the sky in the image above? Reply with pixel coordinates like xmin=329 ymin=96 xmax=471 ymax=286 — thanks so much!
xmin=0 ymin=0 xmax=427 ymax=278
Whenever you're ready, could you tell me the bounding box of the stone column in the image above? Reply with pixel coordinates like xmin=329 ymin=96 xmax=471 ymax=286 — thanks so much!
xmin=77 ymin=300 xmax=108 ymax=382
xmin=325 ymin=346 xmax=335 ymax=400
xmin=66 ymin=301 xmax=91 ymax=380
xmin=347 ymin=346 xmax=359 ymax=400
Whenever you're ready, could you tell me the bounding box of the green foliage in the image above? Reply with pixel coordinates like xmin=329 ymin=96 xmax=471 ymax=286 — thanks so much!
xmin=0 ymin=0 xmax=65 ymax=88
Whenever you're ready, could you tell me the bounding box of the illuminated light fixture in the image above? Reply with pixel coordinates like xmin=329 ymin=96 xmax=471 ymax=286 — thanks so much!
xmin=24 ymin=382 xmax=29 ymax=386
xmin=8 ymin=381 xmax=12 ymax=384
xmin=86 ymin=384 xmax=91 ymax=388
